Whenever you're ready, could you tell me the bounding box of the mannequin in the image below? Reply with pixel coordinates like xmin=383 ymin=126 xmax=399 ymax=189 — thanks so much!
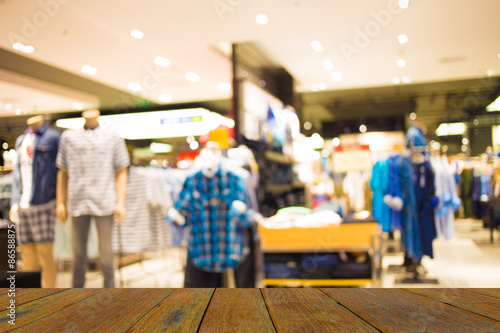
xmin=56 ymin=109 xmax=129 ymax=288
xmin=10 ymin=114 xmax=60 ymax=288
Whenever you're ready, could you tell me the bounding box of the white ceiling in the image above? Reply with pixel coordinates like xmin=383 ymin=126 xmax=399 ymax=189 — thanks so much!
xmin=0 ymin=0 xmax=499 ymax=117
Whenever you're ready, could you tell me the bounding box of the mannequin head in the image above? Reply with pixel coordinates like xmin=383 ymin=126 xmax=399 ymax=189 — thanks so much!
xmin=412 ymin=120 xmax=428 ymax=135
xmin=27 ymin=115 xmax=44 ymax=132
xmin=82 ymin=109 xmax=100 ymax=129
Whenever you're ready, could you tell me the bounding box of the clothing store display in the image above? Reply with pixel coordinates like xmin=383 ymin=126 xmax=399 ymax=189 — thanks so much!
xmin=56 ymin=126 xmax=130 ymax=217
xmin=370 ymin=159 xmax=391 ymax=232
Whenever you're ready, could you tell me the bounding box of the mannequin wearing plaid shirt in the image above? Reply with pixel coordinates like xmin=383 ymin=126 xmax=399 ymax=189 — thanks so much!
xmin=171 ymin=165 xmax=253 ymax=287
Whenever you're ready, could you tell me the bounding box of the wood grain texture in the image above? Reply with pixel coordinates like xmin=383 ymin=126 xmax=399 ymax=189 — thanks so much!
xmin=464 ymin=288 xmax=500 ymax=299
xmin=0 ymin=288 xmax=66 ymax=308
xmin=262 ymin=288 xmax=379 ymax=332
xmin=406 ymin=288 xmax=500 ymax=322
xmin=199 ymin=289 xmax=276 ymax=333
xmin=0 ymin=288 xmax=103 ymax=331
xmin=11 ymin=289 xmax=174 ymax=332
xmin=128 ymin=289 xmax=214 ymax=333
xmin=321 ymin=288 xmax=500 ymax=332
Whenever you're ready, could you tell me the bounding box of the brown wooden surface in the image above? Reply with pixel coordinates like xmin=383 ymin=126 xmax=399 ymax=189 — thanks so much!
xmin=406 ymin=288 xmax=500 ymax=322
xmin=1 ymin=288 xmax=499 ymax=332
xmin=200 ymin=289 xmax=275 ymax=333
xmin=465 ymin=288 xmax=500 ymax=299
xmin=262 ymin=288 xmax=379 ymax=332
xmin=321 ymin=288 xmax=500 ymax=332
xmin=128 ymin=289 xmax=213 ymax=333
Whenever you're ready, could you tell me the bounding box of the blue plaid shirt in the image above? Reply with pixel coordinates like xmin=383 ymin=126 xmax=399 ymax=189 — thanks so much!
xmin=174 ymin=168 xmax=252 ymax=272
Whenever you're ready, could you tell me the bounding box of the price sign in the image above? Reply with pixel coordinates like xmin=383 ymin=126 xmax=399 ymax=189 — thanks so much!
xmin=333 ymin=145 xmax=372 ymax=173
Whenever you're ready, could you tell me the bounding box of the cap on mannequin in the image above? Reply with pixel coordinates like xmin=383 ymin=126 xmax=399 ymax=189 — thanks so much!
xmin=82 ymin=109 xmax=100 ymax=129
xmin=26 ymin=115 xmax=44 ymax=132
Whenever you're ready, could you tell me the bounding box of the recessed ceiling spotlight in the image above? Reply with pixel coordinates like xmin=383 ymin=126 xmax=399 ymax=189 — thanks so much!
xmin=318 ymin=83 xmax=327 ymax=90
xmin=392 ymin=77 xmax=401 ymax=84
xmin=332 ymin=71 xmax=343 ymax=82
xmin=332 ymin=137 xmax=340 ymax=147
xmin=218 ymin=82 xmax=231 ymax=91
xmin=185 ymin=72 xmax=201 ymax=83
xmin=256 ymin=14 xmax=268 ymax=25
xmin=5 ymin=104 xmax=12 ymax=111
xmin=310 ymin=84 xmax=319 ymax=92
xmin=128 ymin=81 xmax=142 ymax=92
xmin=15 ymin=108 xmax=22 ymax=115
xmin=398 ymin=34 xmax=408 ymax=44
xmin=487 ymin=69 xmax=495 ymax=76
xmin=359 ymin=124 xmax=367 ymax=133
xmin=72 ymin=102 xmax=84 ymax=110
xmin=397 ymin=59 xmax=406 ymax=68
xmin=130 ymin=29 xmax=144 ymax=39
xmin=12 ymin=42 xmax=35 ymax=53
xmin=398 ymin=0 xmax=409 ymax=9
xmin=401 ymin=76 xmax=412 ymax=83
xmin=311 ymin=41 xmax=324 ymax=53
xmin=304 ymin=122 xmax=312 ymax=130
xmin=190 ymin=141 xmax=199 ymax=150
xmin=81 ymin=65 xmax=97 ymax=75
xmin=409 ymin=112 xmax=417 ymax=120
xmin=154 ymin=56 xmax=170 ymax=67
xmin=323 ymin=60 xmax=334 ymax=71
xmin=159 ymin=93 xmax=172 ymax=103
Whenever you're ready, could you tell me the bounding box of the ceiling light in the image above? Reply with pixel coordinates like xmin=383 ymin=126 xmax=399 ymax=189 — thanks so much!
xmin=487 ymin=96 xmax=500 ymax=111
xmin=185 ymin=72 xmax=201 ymax=83
xmin=15 ymin=108 xmax=22 ymax=115
xmin=304 ymin=122 xmax=312 ymax=130
xmin=401 ymin=76 xmax=412 ymax=83
xmin=462 ymin=138 xmax=469 ymax=145
xmin=5 ymin=104 xmax=12 ymax=111
xmin=130 ymin=29 xmax=144 ymax=39
xmin=398 ymin=34 xmax=408 ymax=44
xmin=128 ymin=81 xmax=142 ymax=92
xmin=359 ymin=124 xmax=367 ymax=133
xmin=154 ymin=56 xmax=170 ymax=67
xmin=256 ymin=14 xmax=268 ymax=25
xmin=309 ymin=133 xmax=325 ymax=149
xmin=323 ymin=60 xmax=334 ymax=71
xmin=310 ymin=84 xmax=319 ymax=92
xmin=187 ymin=136 xmax=195 ymax=143
xmin=409 ymin=112 xmax=417 ymax=120
xmin=159 ymin=93 xmax=172 ymax=103
xmin=435 ymin=122 xmax=467 ymax=136
xmin=190 ymin=141 xmax=200 ymax=150
xmin=398 ymin=0 xmax=409 ymax=9
xmin=318 ymin=83 xmax=327 ymax=90
xmin=392 ymin=77 xmax=401 ymax=84
xmin=461 ymin=145 xmax=467 ymax=152
xmin=332 ymin=71 xmax=343 ymax=82
xmin=13 ymin=42 xmax=35 ymax=53
xmin=81 ymin=65 xmax=97 ymax=75
xmin=72 ymin=102 xmax=84 ymax=110
xmin=2 ymin=143 xmax=8 ymax=150
xmin=498 ymin=53 xmax=500 ymax=59
xmin=487 ymin=69 xmax=495 ymax=76
xmin=332 ymin=137 xmax=340 ymax=147
xmin=397 ymin=59 xmax=406 ymax=68
xmin=150 ymin=143 xmax=173 ymax=153
xmin=217 ymin=82 xmax=231 ymax=91
xmin=311 ymin=41 xmax=324 ymax=53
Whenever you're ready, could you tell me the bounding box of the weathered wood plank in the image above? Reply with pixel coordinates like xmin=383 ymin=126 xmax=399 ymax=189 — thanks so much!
xmin=10 ymin=289 xmax=174 ymax=332
xmin=321 ymin=288 xmax=500 ymax=332
xmin=464 ymin=288 xmax=500 ymax=300
xmin=0 ymin=288 xmax=103 ymax=331
xmin=262 ymin=288 xmax=379 ymax=332
xmin=0 ymin=288 xmax=66 ymax=308
xmin=406 ymin=288 xmax=500 ymax=322
xmin=128 ymin=289 xmax=214 ymax=333
xmin=199 ymin=289 xmax=276 ymax=333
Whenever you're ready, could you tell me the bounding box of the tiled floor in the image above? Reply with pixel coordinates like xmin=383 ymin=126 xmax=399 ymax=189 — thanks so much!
xmin=54 ymin=218 xmax=500 ymax=288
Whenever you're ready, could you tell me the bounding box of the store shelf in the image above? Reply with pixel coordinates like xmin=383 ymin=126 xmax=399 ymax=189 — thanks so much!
xmin=264 ymin=184 xmax=293 ymax=193
xmin=264 ymin=151 xmax=295 ymax=165
xmin=263 ymin=278 xmax=372 ymax=287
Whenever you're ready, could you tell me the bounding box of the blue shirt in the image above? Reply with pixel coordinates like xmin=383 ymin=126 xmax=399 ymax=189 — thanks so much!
xmin=173 ymin=168 xmax=252 ymax=273
xmin=11 ymin=123 xmax=61 ymax=207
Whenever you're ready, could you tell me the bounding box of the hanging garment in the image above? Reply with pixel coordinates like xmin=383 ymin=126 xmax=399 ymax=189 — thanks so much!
xmin=370 ymin=159 xmax=391 ymax=232
xmin=387 ymin=155 xmax=403 ymax=231
xmin=412 ymin=160 xmax=438 ymax=259
xmin=460 ymin=168 xmax=473 ymax=218
xmin=398 ymin=156 xmax=423 ymax=261
xmin=173 ymin=167 xmax=252 ymax=273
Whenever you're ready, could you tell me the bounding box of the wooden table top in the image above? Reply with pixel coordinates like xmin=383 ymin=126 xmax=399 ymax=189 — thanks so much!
xmin=1 ymin=288 xmax=500 ymax=332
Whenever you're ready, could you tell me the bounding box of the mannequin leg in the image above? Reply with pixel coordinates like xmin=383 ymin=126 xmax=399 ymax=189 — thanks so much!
xmin=19 ymin=243 xmax=40 ymax=272
xmin=71 ymin=216 xmax=91 ymax=288
xmin=94 ymin=215 xmax=115 ymax=288
xmin=35 ymin=242 xmax=57 ymax=288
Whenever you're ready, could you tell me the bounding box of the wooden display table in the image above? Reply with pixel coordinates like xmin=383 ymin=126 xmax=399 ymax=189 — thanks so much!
xmin=1 ymin=288 xmax=499 ymax=331
xmin=258 ymin=222 xmax=382 ymax=287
